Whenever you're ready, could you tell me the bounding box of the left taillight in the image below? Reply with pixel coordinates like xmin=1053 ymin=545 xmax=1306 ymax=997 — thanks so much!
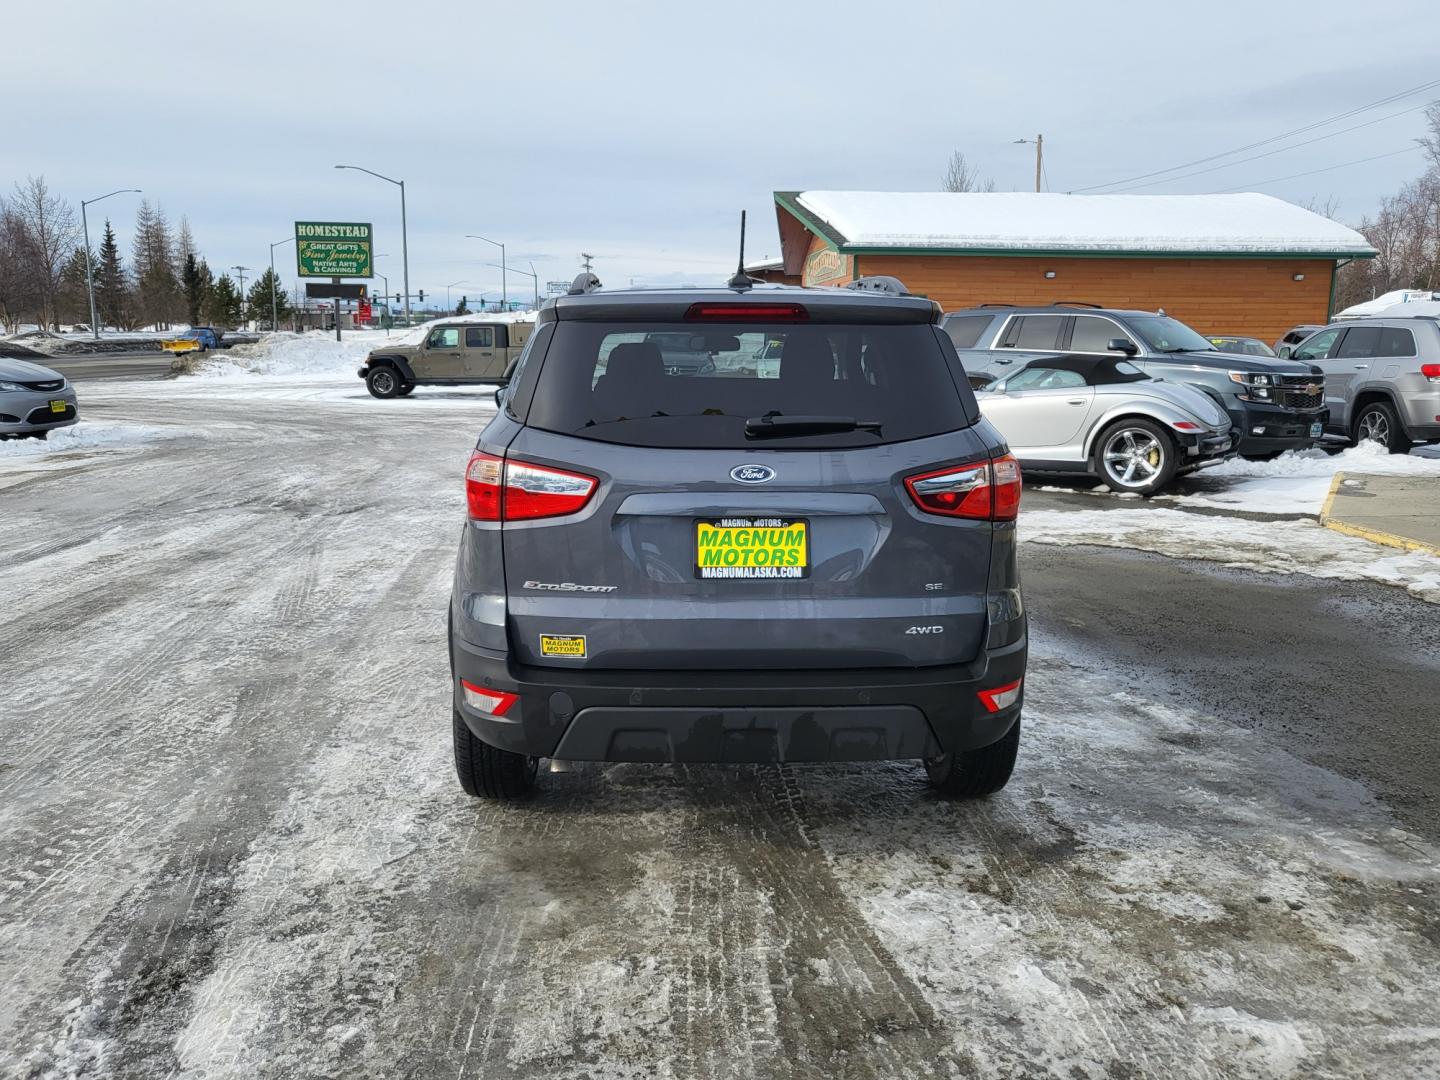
xmin=466 ymin=452 xmax=598 ymax=522
xmin=460 ymin=679 xmax=519 ymax=716
xmin=904 ymin=453 xmax=1021 ymax=521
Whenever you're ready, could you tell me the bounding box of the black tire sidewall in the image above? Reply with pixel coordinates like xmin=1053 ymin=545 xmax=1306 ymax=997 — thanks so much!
xmin=1093 ymin=418 xmax=1179 ymax=496
xmin=367 ymin=366 xmax=400 ymax=398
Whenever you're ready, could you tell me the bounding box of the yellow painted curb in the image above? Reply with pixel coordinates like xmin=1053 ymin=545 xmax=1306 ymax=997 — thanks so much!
xmin=1318 ymin=471 xmax=1440 ymax=558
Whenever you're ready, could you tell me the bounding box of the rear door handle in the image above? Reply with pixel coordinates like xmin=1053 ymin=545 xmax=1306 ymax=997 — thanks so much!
xmin=1066 ymin=398 xmax=1087 ymax=405
xmin=1353 ymin=363 xmax=1368 ymax=369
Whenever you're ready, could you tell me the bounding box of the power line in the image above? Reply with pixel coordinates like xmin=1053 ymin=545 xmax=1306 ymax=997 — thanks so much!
xmin=1072 ymin=76 xmax=1440 ymax=193
xmin=1218 ymin=146 xmax=1422 ymax=193
xmin=1119 ymin=100 xmax=1433 ymax=191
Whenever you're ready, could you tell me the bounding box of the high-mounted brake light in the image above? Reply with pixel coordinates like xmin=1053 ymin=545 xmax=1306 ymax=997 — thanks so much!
xmin=460 ymin=679 xmax=519 ymax=717
xmin=904 ymin=454 xmax=1021 ymax=522
xmin=978 ymin=678 xmax=1023 ymax=713
xmin=465 ymin=452 xmax=598 ymax=522
xmin=684 ymin=302 xmax=808 ymax=323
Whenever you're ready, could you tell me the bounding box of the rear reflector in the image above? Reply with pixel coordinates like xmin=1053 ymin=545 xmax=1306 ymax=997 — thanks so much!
xmin=905 ymin=454 xmax=1022 ymax=521
xmin=466 ymin=451 xmax=599 ymax=522
xmin=684 ymin=302 xmax=808 ymax=323
xmin=460 ymin=679 xmax=519 ymax=717
xmin=978 ymin=678 xmax=1023 ymax=713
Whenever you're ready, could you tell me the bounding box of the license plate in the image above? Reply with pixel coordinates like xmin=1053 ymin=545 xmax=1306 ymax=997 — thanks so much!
xmin=50 ymin=400 xmax=66 ymax=413
xmin=1309 ymin=422 xmax=1323 ymax=438
xmin=695 ymin=517 xmax=808 ymax=580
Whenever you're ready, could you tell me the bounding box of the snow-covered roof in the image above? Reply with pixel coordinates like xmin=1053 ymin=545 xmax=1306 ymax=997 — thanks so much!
xmin=1337 ymin=289 xmax=1440 ymax=319
xmin=744 ymin=258 xmax=784 ymax=273
xmin=782 ymin=191 xmax=1376 ymax=257
xmin=1376 ymin=299 xmax=1440 ymax=318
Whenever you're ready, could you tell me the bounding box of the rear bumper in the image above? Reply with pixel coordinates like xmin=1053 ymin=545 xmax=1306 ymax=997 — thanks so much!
xmin=450 ymin=630 xmax=1027 ymax=763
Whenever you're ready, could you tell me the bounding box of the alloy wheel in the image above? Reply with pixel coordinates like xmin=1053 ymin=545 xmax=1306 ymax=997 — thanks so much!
xmin=1357 ymin=409 xmax=1390 ymax=445
xmin=1102 ymin=428 xmax=1164 ymax=488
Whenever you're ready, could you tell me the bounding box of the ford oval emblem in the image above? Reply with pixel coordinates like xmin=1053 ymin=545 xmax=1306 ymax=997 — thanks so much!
xmin=730 ymin=464 xmax=775 ymax=484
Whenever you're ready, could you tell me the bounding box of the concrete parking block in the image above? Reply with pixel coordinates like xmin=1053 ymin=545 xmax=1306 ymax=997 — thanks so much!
xmin=1320 ymin=472 xmax=1440 ymax=556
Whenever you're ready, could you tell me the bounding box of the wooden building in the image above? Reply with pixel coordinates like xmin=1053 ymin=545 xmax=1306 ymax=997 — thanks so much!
xmin=772 ymin=191 xmax=1375 ymax=343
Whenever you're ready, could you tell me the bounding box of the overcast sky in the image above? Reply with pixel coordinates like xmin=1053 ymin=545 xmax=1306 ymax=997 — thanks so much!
xmin=7 ymin=0 xmax=1438 ymax=308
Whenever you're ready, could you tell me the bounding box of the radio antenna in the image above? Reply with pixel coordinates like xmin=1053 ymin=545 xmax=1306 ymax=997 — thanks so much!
xmin=727 ymin=210 xmax=752 ymax=290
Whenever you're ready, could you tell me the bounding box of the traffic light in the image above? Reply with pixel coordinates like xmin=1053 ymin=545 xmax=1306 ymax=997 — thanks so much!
xmin=418 ymin=289 xmax=425 ymax=302
xmin=394 ymin=294 xmax=400 ymax=304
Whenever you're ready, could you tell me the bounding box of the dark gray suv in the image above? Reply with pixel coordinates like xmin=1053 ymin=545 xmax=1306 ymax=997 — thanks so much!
xmin=448 ymin=278 xmax=1027 ymax=800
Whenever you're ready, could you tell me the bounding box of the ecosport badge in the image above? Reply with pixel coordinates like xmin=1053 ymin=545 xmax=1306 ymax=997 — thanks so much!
xmin=730 ymin=464 xmax=775 ymax=484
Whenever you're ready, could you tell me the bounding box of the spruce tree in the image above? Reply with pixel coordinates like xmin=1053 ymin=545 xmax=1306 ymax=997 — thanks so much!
xmin=208 ymin=274 xmax=242 ymax=328
xmin=96 ymin=219 xmax=129 ymax=330
xmin=245 ymin=269 xmax=289 ymax=330
xmin=59 ymin=246 xmax=94 ymax=328
xmin=182 ymin=253 xmax=208 ymax=325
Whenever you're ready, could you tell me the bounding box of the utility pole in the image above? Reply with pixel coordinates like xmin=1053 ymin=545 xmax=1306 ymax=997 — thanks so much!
xmin=580 ymin=253 xmax=594 ymax=273
xmin=233 ymin=266 xmax=252 ymax=328
xmin=79 ymin=189 xmax=141 ymax=339
xmin=1014 ymin=134 xmax=1044 ymax=192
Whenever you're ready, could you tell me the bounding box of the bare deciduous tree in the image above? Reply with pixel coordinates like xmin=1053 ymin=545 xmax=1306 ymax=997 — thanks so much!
xmin=9 ymin=176 xmax=80 ymax=331
xmin=941 ymin=151 xmax=996 ymax=193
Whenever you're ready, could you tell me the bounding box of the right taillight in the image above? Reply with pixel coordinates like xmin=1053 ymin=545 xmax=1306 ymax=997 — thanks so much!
xmin=1421 ymin=363 xmax=1440 ymax=381
xmin=466 ymin=452 xmax=598 ymax=522
xmin=904 ymin=454 xmax=1021 ymax=522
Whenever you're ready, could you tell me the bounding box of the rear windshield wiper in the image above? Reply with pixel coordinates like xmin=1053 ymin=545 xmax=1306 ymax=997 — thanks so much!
xmin=744 ymin=414 xmax=883 ymax=438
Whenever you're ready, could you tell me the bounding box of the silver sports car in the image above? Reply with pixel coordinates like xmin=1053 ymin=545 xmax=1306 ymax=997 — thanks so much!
xmin=976 ymin=354 xmax=1234 ymax=495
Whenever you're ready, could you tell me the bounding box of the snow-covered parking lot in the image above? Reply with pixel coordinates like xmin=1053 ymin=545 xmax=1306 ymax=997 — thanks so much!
xmin=3 ymin=369 xmax=1440 ymax=1078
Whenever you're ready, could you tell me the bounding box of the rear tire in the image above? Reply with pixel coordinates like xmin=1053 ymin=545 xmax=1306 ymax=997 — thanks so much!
xmin=453 ymin=711 xmax=538 ymax=799
xmin=925 ymin=719 xmax=1020 ymax=798
xmin=1093 ymin=418 xmax=1178 ymax=496
xmin=1352 ymin=400 xmax=1408 ymax=454
xmin=366 ymin=366 xmax=401 ymax=398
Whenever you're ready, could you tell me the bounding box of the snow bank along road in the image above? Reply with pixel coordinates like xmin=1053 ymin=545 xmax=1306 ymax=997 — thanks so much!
xmin=3 ymin=380 xmax=1440 ymax=1079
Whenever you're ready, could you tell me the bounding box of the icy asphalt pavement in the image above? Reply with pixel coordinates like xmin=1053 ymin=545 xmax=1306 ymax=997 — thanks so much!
xmin=3 ymin=380 xmax=1439 ymax=1079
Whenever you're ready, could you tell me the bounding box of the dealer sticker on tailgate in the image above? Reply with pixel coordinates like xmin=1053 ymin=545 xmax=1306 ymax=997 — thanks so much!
xmin=539 ymin=634 xmax=587 ymax=658
xmin=695 ymin=517 xmax=808 ymax=580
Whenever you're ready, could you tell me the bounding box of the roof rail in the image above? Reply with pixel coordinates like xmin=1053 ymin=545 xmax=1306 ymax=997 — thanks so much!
xmin=1047 ymin=301 xmax=1102 ymax=309
xmin=976 ymin=303 xmax=1016 ymax=309
xmin=843 ymin=275 xmax=910 ymax=297
xmin=568 ymin=272 xmax=602 ymax=295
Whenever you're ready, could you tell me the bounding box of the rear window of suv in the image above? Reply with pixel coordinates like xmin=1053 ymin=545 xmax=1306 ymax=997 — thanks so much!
xmin=526 ymin=321 xmax=975 ymax=449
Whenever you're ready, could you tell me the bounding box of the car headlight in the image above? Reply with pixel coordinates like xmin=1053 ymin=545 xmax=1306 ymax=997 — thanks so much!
xmin=0 ymin=380 xmax=27 ymax=392
xmin=1227 ymin=371 xmax=1270 ymax=400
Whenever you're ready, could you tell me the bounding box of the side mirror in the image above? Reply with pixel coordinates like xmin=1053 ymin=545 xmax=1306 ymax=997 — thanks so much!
xmin=1278 ymin=345 xmax=1293 ymax=359
xmin=1108 ymin=338 xmax=1139 ymax=356
xmin=494 ymin=385 xmax=508 ymax=407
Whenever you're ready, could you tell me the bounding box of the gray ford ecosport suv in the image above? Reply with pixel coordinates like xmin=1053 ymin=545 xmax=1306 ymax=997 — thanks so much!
xmin=449 ymin=277 xmax=1027 ymax=800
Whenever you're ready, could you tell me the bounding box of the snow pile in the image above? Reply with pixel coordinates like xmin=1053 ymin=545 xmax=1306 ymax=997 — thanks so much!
xmin=202 ymin=332 xmax=381 ymax=377
xmin=0 ymin=421 xmax=192 ymax=458
xmin=191 ymin=310 xmax=536 ymax=378
xmin=1158 ymin=441 xmax=1440 ymax=515
xmin=1021 ymin=507 xmax=1440 ymax=604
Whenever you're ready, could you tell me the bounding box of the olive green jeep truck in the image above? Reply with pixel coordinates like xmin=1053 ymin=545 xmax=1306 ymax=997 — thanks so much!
xmin=358 ymin=319 xmax=534 ymax=398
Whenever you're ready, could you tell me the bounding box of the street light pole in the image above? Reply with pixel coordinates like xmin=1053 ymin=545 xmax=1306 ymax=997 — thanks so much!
xmin=486 ymin=262 xmax=538 ymax=310
xmin=335 ymin=164 xmax=410 ymax=325
xmin=466 ymin=235 xmax=506 ymax=310
xmin=1014 ymin=134 xmax=1044 ymax=192
xmin=269 ymin=236 xmax=295 ymax=332
xmin=446 ymin=280 xmax=468 ymax=312
xmin=79 ymin=188 xmax=141 ymax=339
